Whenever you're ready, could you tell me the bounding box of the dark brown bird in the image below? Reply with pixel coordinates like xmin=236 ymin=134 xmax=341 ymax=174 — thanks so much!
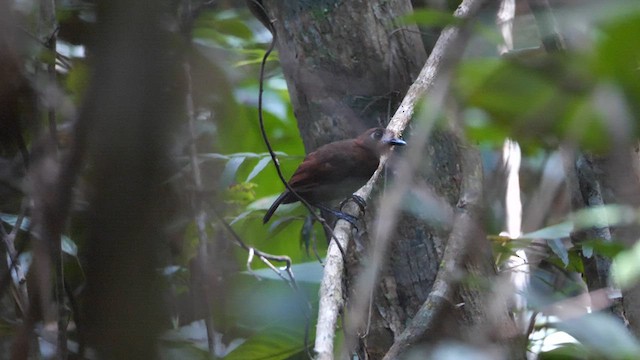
xmin=263 ymin=127 xmax=406 ymax=223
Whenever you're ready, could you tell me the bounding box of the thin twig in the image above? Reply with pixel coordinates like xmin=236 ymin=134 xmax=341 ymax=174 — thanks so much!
xmin=211 ymin=208 xmax=315 ymax=356
xmin=211 ymin=209 xmax=296 ymax=287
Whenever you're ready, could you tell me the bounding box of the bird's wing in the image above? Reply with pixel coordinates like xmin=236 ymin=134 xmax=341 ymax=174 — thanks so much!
xmin=288 ymin=141 xmax=376 ymax=191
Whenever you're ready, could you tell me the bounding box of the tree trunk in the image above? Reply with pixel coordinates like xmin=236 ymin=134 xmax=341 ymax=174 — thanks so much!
xmin=265 ymin=0 xmax=426 ymax=151
xmin=264 ymin=0 xmax=521 ymax=358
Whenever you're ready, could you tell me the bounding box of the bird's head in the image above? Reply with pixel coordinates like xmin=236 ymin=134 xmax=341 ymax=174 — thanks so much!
xmin=357 ymin=127 xmax=407 ymax=157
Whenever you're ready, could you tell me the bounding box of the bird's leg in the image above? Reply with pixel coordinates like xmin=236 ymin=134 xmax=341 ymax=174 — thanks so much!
xmin=340 ymin=194 xmax=367 ymax=214
xmin=314 ymin=203 xmax=359 ymax=230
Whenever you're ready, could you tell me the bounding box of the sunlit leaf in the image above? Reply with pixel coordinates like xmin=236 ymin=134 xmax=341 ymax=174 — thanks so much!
xmin=584 ymin=239 xmax=626 ymax=258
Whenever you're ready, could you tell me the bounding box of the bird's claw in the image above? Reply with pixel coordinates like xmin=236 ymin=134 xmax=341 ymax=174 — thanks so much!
xmin=317 ymin=205 xmax=360 ymax=231
xmin=333 ymin=211 xmax=359 ymax=230
xmin=340 ymin=194 xmax=367 ymax=214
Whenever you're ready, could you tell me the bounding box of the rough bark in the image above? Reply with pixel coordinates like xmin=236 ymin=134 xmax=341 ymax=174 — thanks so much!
xmin=265 ymin=0 xmax=427 ymax=152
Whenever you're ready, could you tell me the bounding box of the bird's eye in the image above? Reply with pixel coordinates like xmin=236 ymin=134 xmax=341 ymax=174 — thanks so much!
xmin=371 ymin=129 xmax=383 ymax=140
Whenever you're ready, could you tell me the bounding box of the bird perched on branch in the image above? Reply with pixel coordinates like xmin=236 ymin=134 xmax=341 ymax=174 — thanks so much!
xmin=263 ymin=127 xmax=406 ymax=223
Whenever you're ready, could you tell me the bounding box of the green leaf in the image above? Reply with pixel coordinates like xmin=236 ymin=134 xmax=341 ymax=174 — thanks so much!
xmin=612 ymin=240 xmax=640 ymax=288
xmin=65 ymin=61 xmax=89 ymax=103
xmin=230 ymin=210 xmax=254 ymax=226
xmin=268 ymin=216 xmax=301 ymax=239
xmin=246 ymin=156 xmax=273 ymax=182
xmin=539 ymin=342 xmax=590 ymax=360
xmin=396 ymin=9 xmax=460 ymax=27
xmin=454 ymin=56 xmax=612 ymax=152
xmin=224 ymin=325 xmax=310 ymax=360
xmin=211 ymin=19 xmax=253 ymax=40
xmin=224 ymin=183 xmax=257 ymax=204
xmin=593 ymin=11 xmax=640 ymax=116
xmin=547 ymin=238 xmax=569 ymax=267
xmin=219 ymin=156 xmax=246 ymax=189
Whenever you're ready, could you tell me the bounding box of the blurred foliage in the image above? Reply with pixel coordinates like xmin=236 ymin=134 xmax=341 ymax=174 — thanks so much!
xmin=3 ymin=0 xmax=640 ymax=359
xmin=454 ymin=4 xmax=640 ymax=154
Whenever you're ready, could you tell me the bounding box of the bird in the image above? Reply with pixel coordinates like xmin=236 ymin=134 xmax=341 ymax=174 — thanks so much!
xmin=263 ymin=127 xmax=406 ymax=223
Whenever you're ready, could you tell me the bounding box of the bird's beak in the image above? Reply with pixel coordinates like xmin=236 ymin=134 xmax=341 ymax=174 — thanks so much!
xmin=386 ymin=138 xmax=407 ymax=146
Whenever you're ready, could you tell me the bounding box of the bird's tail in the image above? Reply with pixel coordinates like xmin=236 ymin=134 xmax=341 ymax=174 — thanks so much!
xmin=263 ymin=191 xmax=289 ymax=223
